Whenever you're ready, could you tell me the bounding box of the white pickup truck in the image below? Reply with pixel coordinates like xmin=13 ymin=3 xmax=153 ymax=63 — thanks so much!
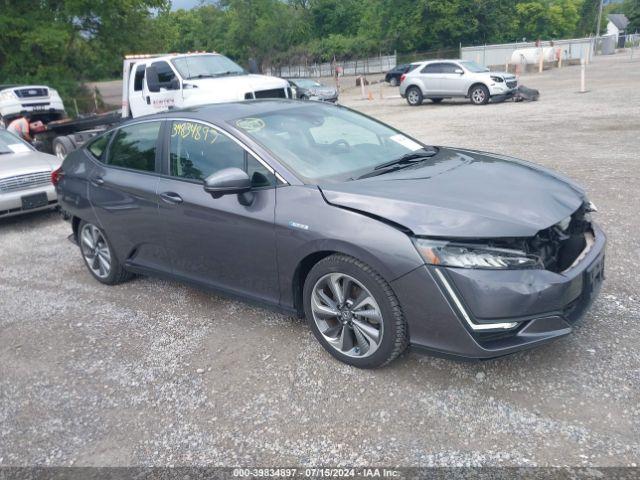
xmin=14 ymin=52 xmax=291 ymax=158
xmin=122 ymin=52 xmax=292 ymax=118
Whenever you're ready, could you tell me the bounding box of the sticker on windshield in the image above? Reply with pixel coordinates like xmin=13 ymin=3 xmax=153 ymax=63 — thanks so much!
xmin=390 ymin=134 xmax=423 ymax=151
xmin=7 ymin=143 xmax=30 ymax=153
xmin=236 ymin=117 xmax=265 ymax=132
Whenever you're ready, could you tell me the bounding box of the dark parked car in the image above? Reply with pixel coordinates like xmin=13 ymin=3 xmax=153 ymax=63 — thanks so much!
xmin=384 ymin=63 xmax=419 ymax=86
xmin=54 ymin=100 xmax=605 ymax=368
xmin=287 ymin=78 xmax=338 ymax=102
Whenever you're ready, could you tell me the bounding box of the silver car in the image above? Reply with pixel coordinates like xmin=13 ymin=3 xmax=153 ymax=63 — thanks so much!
xmin=399 ymin=60 xmax=517 ymax=106
xmin=0 ymin=130 xmax=61 ymax=218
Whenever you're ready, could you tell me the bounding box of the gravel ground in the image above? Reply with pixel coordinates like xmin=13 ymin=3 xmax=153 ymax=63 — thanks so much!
xmin=1 ymin=52 xmax=639 ymax=468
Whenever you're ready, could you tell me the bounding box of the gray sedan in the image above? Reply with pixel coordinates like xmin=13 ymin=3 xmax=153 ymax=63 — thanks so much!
xmin=287 ymin=78 xmax=338 ymax=103
xmin=54 ymin=100 xmax=604 ymax=368
xmin=0 ymin=129 xmax=60 ymax=218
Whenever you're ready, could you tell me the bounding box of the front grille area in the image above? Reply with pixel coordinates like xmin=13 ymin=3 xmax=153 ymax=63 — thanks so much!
xmin=15 ymin=88 xmax=48 ymax=98
xmin=506 ymin=80 xmax=517 ymax=89
xmin=0 ymin=171 xmax=51 ymax=193
xmin=253 ymin=88 xmax=287 ymax=99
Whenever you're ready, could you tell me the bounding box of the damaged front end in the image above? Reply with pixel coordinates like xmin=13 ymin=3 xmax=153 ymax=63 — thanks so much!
xmin=413 ymin=202 xmax=597 ymax=275
xmin=487 ymin=201 xmax=597 ymax=274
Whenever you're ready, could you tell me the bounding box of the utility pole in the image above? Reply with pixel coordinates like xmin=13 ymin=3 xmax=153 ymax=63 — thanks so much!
xmin=595 ymin=0 xmax=604 ymax=55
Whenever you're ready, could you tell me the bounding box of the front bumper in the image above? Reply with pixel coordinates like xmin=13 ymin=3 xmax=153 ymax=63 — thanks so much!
xmin=0 ymin=185 xmax=58 ymax=218
xmin=392 ymin=223 xmax=606 ymax=359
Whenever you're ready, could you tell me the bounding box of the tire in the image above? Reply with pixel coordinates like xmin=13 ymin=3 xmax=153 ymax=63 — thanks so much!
xmin=469 ymin=84 xmax=490 ymax=105
xmin=53 ymin=136 xmax=75 ymax=160
xmin=303 ymin=254 xmax=408 ymax=369
xmin=430 ymin=98 xmax=443 ymax=104
xmin=78 ymin=220 xmax=132 ymax=285
xmin=390 ymin=77 xmax=399 ymax=87
xmin=300 ymin=95 xmax=309 ymax=101
xmin=405 ymin=86 xmax=423 ymax=106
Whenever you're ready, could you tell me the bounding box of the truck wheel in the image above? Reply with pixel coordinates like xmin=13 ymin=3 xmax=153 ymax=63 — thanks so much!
xmin=406 ymin=86 xmax=423 ymax=106
xmin=53 ymin=136 xmax=75 ymax=160
xmin=469 ymin=84 xmax=490 ymax=105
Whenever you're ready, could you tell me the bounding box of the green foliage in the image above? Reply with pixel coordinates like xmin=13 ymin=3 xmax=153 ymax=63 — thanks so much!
xmin=623 ymin=0 xmax=640 ymax=31
xmin=0 ymin=0 xmax=610 ymax=114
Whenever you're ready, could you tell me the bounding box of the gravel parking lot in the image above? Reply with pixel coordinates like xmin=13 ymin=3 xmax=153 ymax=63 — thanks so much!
xmin=1 ymin=52 xmax=638 ymax=468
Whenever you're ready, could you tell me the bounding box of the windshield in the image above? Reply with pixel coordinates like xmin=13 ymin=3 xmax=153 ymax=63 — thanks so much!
xmin=171 ymin=54 xmax=245 ymax=80
xmin=460 ymin=60 xmax=489 ymax=73
xmin=0 ymin=130 xmax=33 ymax=154
xmin=232 ymin=104 xmax=430 ymax=183
xmin=294 ymin=79 xmax=322 ymax=88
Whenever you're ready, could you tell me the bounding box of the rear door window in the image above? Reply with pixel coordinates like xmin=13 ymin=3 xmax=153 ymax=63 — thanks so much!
xmin=421 ymin=63 xmax=444 ymax=74
xmin=106 ymin=121 xmax=162 ymax=172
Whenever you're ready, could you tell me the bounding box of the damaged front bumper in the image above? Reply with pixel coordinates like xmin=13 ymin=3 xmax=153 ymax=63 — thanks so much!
xmin=393 ymin=223 xmax=606 ymax=359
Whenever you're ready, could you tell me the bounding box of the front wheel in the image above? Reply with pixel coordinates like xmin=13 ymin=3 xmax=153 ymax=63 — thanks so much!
xmin=405 ymin=86 xmax=423 ymax=106
xmin=303 ymin=254 xmax=408 ymax=368
xmin=469 ymin=84 xmax=490 ymax=105
xmin=78 ymin=221 xmax=132 ymax=285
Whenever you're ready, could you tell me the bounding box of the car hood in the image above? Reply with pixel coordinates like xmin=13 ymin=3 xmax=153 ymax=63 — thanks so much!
xmin=185 ymin=74 xmax=289 ymax=102
xmin=0 ymin=150 xmax=60 ymax=179
xmin=318 ymin=147 xmax=586 ymax=238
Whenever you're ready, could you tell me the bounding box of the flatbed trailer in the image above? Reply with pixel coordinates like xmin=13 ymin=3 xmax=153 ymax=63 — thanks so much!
xmin=34 ymin=110 xmax=122 ymax=159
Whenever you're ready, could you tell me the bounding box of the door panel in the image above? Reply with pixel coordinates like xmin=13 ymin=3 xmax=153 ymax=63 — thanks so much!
xmin=418 ymin=63 xmax=445 ymax=95
xmin=88 ymin=121 xmax=168 ymax=272
xmin=157 ymin=120 xmax=279 ymax=303
xmin=438 ymin=63 xmax=470 ymax=95
xmin=158 ymin=180 xmax=279 ymax=302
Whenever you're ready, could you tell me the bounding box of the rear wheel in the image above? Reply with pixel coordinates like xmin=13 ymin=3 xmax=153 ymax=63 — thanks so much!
xmin=78 ymin=221 xmax=132 ymax=285
xmin=469 ymin=84 xmax=490 ymax=105
xmin=405 ymin=86 xmax=423 ymax=106
xmin=390 ymin=77 xmax=399 ymax=87
xmin=303 ymin=254 xmax=408 ymax=368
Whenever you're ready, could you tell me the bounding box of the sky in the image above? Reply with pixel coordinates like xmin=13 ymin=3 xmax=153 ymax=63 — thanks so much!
xmin=171 ymin=0 xmax=215 ymax=10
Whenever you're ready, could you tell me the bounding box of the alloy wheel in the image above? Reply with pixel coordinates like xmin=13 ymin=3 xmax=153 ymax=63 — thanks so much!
xmin=310 ymin=273 xmax=383 ymax=358
xmin=54 ymin=142 xmax=67 ymax=160
xmin=472 ymin=88 xmax=486 ymax=104
xmin=407 ymin=90 xmax=420 ymax=105
xmin=80 ymin=223 xmax=111 ymax=279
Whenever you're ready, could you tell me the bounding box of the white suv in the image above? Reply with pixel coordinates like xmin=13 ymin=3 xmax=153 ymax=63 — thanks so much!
xmin=0 ymin=85 xmax=65 ymax=125
xmin=399 ymin=60 xmax=517 ymax=106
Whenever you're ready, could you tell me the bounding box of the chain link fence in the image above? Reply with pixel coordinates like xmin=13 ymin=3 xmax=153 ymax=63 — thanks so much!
xmin=264 ymin=53 xmax=397 ymax=78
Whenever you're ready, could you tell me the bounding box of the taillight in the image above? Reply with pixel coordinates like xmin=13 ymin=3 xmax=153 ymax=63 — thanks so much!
xmin=400 ymin=74 xmax=406 ymax=84
xmin=51 ymin=166 xmax=63 ymax=186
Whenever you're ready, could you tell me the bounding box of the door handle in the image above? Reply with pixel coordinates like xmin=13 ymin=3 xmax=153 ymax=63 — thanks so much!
xmin=146 ymin=96 xmax=151 ymax=105
xmin=90 ymin=176 xmax=104 ymax=186
xmin=159 ymin=192 xmax=183 ymax=204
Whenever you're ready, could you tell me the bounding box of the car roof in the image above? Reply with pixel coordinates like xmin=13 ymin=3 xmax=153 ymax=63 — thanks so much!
xmin=124 ymin=99 xmax=323 ymax=125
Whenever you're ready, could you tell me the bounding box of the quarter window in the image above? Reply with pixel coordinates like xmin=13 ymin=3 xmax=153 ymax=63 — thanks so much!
xmin=87 ymin=132 xmax=112 ymax=161
xmin=133 ymin=65 xmax=145 ymax=91
xmin=106 ymin=122 xmax=161 ymax=172
xmin=169 ymin=121 xmax=275 ymax=187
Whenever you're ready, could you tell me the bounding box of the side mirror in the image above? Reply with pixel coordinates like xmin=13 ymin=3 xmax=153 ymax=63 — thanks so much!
xmin=454 ymin=68 xmax=464 ymax=75
xmin=204 ymin=168 xmax=252 ymax=197
xmin=146 ymin=66 xmax=160 ymax=93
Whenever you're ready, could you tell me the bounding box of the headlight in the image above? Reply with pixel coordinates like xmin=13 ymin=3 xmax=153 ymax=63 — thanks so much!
xmin=413 ymin=238 xmax=542 ymax=269
xmin=490 ymin=76 xmax=504 ymax=83
xmin=0 ymin=90 xmax=16 ymax=101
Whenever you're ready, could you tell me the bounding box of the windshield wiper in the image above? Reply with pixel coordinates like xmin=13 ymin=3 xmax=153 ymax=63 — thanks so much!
xmin=356 ymin=149 xmax=438 ymax=180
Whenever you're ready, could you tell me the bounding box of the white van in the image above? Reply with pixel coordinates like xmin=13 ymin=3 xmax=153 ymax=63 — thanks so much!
xmin=122 ymin=52 xmax=292 ymax=118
